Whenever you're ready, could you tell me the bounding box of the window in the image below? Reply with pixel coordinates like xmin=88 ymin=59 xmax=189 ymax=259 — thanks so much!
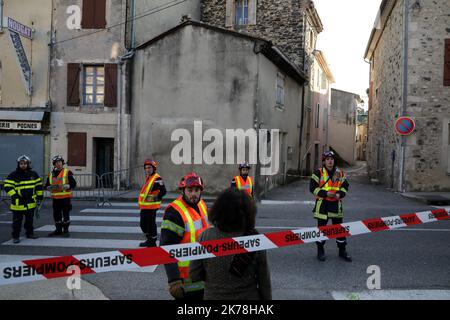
xmin=315 ymin=104 xmax=320 ymax=128
xmin=235 ymin=0 xmax=249 ymax=26
xmin=81 ymin=0 xmax=106 ymax=29
xmin=68 ymin=132 xmax=87 ymax=167
xmin=227 ymin=0 xmax=256 ymax=27
xmin=83 ymin=66 xmax=105 ymax=105
xmin=310 ymin=30 xmax=315 ymax=50
xmin=317 ymin=69 xmax=320 ymax=88
xmin=276 ymin=73 xmax=285 ymax=106
xmin=67 ymin=63 xmax=117 ymax=107
xmin=321 ymin=71 xmax=327 ymax=90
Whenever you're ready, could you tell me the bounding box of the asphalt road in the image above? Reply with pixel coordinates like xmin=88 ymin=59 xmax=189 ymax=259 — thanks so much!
xmin=0 ymin=165 xmax=449 ymax=300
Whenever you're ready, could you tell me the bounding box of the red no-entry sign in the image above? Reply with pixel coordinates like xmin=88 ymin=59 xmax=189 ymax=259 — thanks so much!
xmin=395 ymin=117 xmax=415 ymax=135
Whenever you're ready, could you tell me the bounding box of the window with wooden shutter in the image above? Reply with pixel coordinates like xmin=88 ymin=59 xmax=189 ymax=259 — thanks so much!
xmin=81 ymin=0 xmax=106 ymax=29
xmin=83 ymin=65 xmax=105 ymax=105
xmin=68 ymin=132 xmax=87 ymax=167
xmin=104 ymin=64 xmax=117 ymax=108
xmin=444 ymin=39 xmax=450 ymax=86
xmin=67 ymin=63 xmax=80 ymax=106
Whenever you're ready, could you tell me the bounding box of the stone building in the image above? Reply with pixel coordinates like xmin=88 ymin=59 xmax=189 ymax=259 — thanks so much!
xmin=0 ymin=0 xmax=52 ymax=175
xmin=130 ymin=20 xmax=307 ymax=194
xmin=329 ymin=89 xmax=362 ymax=166
xmin=49 ymin=0 xmax=128 ymax=180
xmin=356 ymin=107 xmax=368 ymax=161
xmin=201 ymin=0 xmax=322 ymax=70
xmin=201 ymin=0 xmax=326 ymax=177
xmin=303 ymin=50 xmax=334 ymax=174
xmin=365 ymin=0 xmax=450 ymax=191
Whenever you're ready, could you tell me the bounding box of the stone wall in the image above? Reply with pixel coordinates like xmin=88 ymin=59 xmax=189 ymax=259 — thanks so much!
xmin=367 ymin=0 xmax=404 ymax=189
xmin=368 ymin=0 xmax=450 ymax=191
xmin=405 ymin=0 xmax=450 ymax=191
xmin=201 ymin=0 xmax=309 ymax=68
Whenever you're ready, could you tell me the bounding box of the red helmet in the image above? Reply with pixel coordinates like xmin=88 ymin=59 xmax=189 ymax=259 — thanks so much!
xmin=144 ymin=159 xmax=157 ymax=169
xmin=178 ymin=172 xmax=204 ymax=191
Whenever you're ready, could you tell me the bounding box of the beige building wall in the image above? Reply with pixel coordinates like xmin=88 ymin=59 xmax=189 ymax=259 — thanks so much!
xmin=0 ymin=0 xmax=52 ymax=108
xmin=329 ymin=89 xmax=359 ymax=165
xmin=50 ymin=0 xmax=126 ymax=176
xmin=306 ymin=51 xmax=334 ymax=172
xmin=131 ymin=23 xmax=305 ymax=194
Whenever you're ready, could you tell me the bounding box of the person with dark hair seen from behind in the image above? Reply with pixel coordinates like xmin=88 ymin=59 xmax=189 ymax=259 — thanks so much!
xmin=190 ymin=188 xmax=272 ymax=300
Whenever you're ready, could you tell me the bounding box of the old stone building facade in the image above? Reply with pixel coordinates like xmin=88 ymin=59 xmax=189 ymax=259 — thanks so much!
xmin=329 ymin=89 xmax=361 ymax=166
xmin=201 ymin=0 xmax=322 ymax=70
xmin=131 ymin=21 xmax=307 ymax=194
xmin=303 ymin=50 xmax=334 ymax=174
xmin=201 ymin=0 xmax=326 ymax=177
xmin=365 ymin=0 xmax=450 ymax=191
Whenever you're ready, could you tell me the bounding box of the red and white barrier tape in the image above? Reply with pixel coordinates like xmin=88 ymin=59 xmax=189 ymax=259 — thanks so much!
xmin=0 ymin=209 xmax=449 ymax=286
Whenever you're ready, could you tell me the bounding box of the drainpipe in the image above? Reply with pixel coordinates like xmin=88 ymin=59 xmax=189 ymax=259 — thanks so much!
xmin=399 ymin=0 xmax=410 ymax=192
xmin=298 ymin=12 xmax=307 ymax=174
xmin=253 ymin=42 xmax=262 ymax=200
xmin=118 ymin=50 xmax=135 ymax=175
xmin=0 ymin=0 xmax=4 ymax=32
xmin=131 ymin=0 xmax=136 ymax=49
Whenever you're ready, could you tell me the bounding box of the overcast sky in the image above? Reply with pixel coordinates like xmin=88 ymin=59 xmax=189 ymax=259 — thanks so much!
xmin=313 ymin=0 xmax=383 ymax=108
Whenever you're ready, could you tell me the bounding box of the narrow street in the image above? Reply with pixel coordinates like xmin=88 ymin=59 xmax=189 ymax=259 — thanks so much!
xmin=0 ymin=162 xmax=448 ymax=299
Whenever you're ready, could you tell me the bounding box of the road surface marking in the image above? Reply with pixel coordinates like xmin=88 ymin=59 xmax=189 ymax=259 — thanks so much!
xmin=70 ymin=215 xmax=162 ymax=222
xmin=332 ymin=290 xmax=450 ymax=300
xmin=2 ymin=238 xmax=146 ymax=249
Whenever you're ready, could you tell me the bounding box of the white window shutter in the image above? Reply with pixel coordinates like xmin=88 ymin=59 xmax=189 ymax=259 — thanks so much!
xmin=249 ymin=0 xmax=257 ymax=25
xmin=226 ymin=0 xmax=234 ymax=27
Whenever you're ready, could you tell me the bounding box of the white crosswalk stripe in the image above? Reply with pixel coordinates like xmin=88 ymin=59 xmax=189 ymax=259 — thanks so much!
xmin=35 ymin=225 xmax=161 ymax=234
xmin=2 ymin=238 xmax=147 ymax=249
xmin=0 ymin=202 xmax=172 ymax=273
xmin=71 ymin=216 xmax=162 ymax=222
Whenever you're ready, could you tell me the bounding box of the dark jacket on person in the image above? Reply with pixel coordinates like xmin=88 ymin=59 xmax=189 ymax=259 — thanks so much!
xmin=189 ymin=227 xmax=272 ymax=300
xmin=4 ymin=168 xmax=43 ymax=209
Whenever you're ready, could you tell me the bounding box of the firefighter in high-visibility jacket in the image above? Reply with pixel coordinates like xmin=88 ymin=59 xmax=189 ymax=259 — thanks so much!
xmin=4 ymin=155 xmax=43 ymax=243
xmin=45 ymin=156 xmax=76 ymax=237
xmin=231 ymin=163 xmax=254 ymax=198
xmin=310 ymin=151 xmax=352 ymax=262
xmin=160 ymin=172 xmax=209 ymax=300
xmin=138 ymin=159 xmax=166 ymax=247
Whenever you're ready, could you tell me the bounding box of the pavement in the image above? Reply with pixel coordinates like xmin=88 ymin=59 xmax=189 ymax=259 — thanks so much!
xmin=0 ymin=161 xmax=449 ymax=300
xmin=401 ymin=192 xmax=450 ymax=205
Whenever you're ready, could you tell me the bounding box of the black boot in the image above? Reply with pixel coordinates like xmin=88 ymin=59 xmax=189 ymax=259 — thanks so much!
xmin=62 ymin=222 xmax=70 ymax=237
xmin=339 ymin=248 xmax=352 ymax=262
xmin=48 ymin=223 xmax=63 ymax=237
xmin=139 ymin=235 xmax=157 ymax=247
xmin=26 ymin=233 xmax=39 ymax=239
xmin=317 ymin=244 xmax=326 ymax=261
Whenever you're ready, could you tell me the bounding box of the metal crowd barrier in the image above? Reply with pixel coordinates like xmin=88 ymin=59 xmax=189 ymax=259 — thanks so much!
xmin=0 ymin=172 xmax=104 ymax=208
xmin=99 ymin=166 xmax=146 ymax=206
xmin=0 ymin=173 xmax=10 ymax=208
